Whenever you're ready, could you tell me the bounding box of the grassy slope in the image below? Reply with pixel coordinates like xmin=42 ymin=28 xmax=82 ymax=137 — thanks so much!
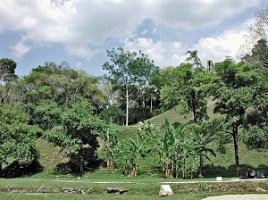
xmin=36 ymin=101 xmax=268 ymax=178
xmin=146 ymin=108 xmax=191 ymax=125
xmin=143 ymin=102 xmax=268 ymax=176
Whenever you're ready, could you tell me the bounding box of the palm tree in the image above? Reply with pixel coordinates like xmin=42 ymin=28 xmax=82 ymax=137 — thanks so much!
xmin=185 ymin=50 xmax=202 ymax=67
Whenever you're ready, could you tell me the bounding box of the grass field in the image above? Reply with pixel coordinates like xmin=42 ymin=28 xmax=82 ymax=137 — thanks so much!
xmin=1 ymin=177 xmax=268 ymax=200
xmin=0 ymin=193 xmax=205 ymax=200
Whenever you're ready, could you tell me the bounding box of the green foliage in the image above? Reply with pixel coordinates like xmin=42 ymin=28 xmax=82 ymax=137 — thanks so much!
xmin=160 ymin=63 xmax=214 ymax=122
xmin=185 ymin=50 xmax=202 ymax=67
xmin=31 ymin=100 xmax=61 ymax=130
xmin=212 ymin=58 xmax=268 ymax=170
xmin=103 ymin=48 xmax=159 ymax=125
xmin=99 ymin=106 xmax=125 ymax=124
xmin=242 ymin=125 xmax=268 ymax=148
xmin=0 ymin=58 xmax=17 ymax=82
xmin=20 ymin=63 xmax=106 ymax=111
xmin=0 ymin=104 xmax=40 ymax=177
xmin=45 ymin=101 xmax=106 ymax=173
xmin=99 ymin=124 xmax=119 ymax=169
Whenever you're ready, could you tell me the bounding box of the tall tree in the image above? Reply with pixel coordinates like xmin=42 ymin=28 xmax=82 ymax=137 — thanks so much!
xmin=249 ymin=7 xmax=268 ymax=39
xmin=0 ymin=58 xmax=17 ymax=83
xmin=185 ymin=50 xmax=202 ymax=67
xmin=212 ymin=58 xmax=266 ymax=174
xmin=45 ymin=100 xmax=106 ymax=173
xmin=161 ymin=64 xmax=214 ymax=122
xmin=103 ymin=48 xmax=158 ymax=125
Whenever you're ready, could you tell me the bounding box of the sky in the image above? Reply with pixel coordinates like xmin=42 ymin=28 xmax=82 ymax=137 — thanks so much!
xmin=0 ymin=0 xmax=267 ymax=77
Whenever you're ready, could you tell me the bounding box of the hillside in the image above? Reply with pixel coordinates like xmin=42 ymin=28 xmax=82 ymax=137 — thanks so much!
xmin=36 ymin=104 xmax=268 ymax=177
xmin=146 ymin=108 xmax=191 ymax=125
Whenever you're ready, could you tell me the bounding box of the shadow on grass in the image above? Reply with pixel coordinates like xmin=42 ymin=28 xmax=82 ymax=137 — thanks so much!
xmin=55 ymin=159 xmax=103 ymax=176
xmin=202 ymin=164 xmax=268 ymax=178
xmin=1 ymin=159 xmax=43 ymax=178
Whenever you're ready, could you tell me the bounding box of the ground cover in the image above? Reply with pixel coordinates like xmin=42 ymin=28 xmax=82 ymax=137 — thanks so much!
xmin=1 ymin=177 xmax=268 ymax=200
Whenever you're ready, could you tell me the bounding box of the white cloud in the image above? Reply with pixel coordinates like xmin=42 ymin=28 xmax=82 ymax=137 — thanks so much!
xmin=0 ymin=0 xmax=260 ymax=59
xmin=124 ymin=19 xmax=255 ymax=67
xmin=11 ymin=41 xmax=31 ymax=57
xmin=147 ymin=0 xmax=260 ymax=28
xmin=193 ymin=19 xmax=255 ymax=64
xmin=124 ymin=37 xmax=186 ymax=66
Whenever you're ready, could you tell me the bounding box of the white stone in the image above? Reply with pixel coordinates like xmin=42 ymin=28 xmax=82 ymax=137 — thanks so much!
xmin=159 ymin=185 xmax=173 ymax=196
xmin=216 ymin=177 xmax=223 ymax=181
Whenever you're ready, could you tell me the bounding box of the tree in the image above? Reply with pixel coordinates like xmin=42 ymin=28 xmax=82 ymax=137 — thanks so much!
xmin=161 ymin=63 xmax=214 ymax=122
xmin=212 ymin=59 xmax=266 ymax=174
xmin=251 ymin=39 xmax=268 ymax=68
xmin=185 ymin=50 xmax=202 ymax=67
xmin=20 ymin=63 xmax=106 ymax=112
xmin=103 ymin=48 xmax=158 ymax=125
xmin=241 ymin=7 xmax=268 ymax=65
xmin=45 ymin=100 xmax=106 ymax=173
xmin=249 ymin=7 xmax=268 ymax=39
xmin=0 ymin=104 xmax=40 ymax=177
xmin=99 ymin=106 xmax=125 ymax=125
xmin=0 ymin=58 xmax=17 ymax=83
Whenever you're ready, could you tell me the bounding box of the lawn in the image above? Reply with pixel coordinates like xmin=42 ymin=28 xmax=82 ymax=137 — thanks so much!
xmin=1 ymin=177 xmax=268 ymax=200
xmin=0 ymin=193 xmax=206 ymax=200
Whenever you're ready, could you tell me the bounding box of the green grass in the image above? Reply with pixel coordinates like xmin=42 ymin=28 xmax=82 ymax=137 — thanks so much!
xmin=146 ymin=108 xmax=191 ymax=125
xmin=1 ymin=177 xmax=268 ymax=200
xmin=0 ymin=193 xmax=206 ymax=200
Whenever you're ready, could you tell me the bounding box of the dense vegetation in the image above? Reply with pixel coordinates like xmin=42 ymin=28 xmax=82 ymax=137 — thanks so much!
xmin=1 ymin=8 xmax=268 ymax=180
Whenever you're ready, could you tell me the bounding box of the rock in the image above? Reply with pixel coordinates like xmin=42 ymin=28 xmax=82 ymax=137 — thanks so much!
xmin=256 ymin=187 xmax=267 ymax=192
xmin=159 ymin=185 xmax=173 ymax=196
xmin=62 ymin=188 xmax=85 ymax=194
xmin=106 ymin=187 xmax=129 ymax=194
xmin=216 ymin=177 xmax=223 ymax=181
xmin=87 ymin=188 xmax=94 ymax=194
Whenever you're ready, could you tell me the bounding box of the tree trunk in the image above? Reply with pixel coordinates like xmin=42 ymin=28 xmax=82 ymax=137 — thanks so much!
xmin=232 ymin=123 xmax=240 ymax=176
xmin=199 ymin=153 xmax=203 ymax=177
xmin=150 ymin=94 xmax=153 ymax=113
xmin=106 ymin=144 xmax=111 ymax=168
xmin=0 ymin=163 xmax=2 ymax=177
xmin=126 ymin=82 xmax=129 ymax=126
xmin=183 ymin=157 xmax=186 ymax=179
xmin=135 ymin=164 xmax=138 ymax=177
xmin=191 ymin=154 xmax=196 ymax=179
xmin=191 ymin=93 xmax=197 ymax=122
xmin=79 ymin=161 xmax=84 ymax=174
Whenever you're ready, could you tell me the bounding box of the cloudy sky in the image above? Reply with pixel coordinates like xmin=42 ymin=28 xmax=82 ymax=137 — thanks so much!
xmin=0 ymin=0 xmax=267 ymax=76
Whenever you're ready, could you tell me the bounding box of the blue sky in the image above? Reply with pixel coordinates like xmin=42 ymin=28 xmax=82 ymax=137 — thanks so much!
xmin=0 ymin=0 xmax=267 ymax=77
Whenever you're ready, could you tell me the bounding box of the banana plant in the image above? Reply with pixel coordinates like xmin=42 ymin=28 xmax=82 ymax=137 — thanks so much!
xmin=150 ymin=120 xmax=187 ymax=178
xmin=127 ymin=133 xmax=151 ymax=177
xmin=190 ymin=122 xmax=216 ymax=177
xmin=99 ymin=124 xmax=118 ymax=169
